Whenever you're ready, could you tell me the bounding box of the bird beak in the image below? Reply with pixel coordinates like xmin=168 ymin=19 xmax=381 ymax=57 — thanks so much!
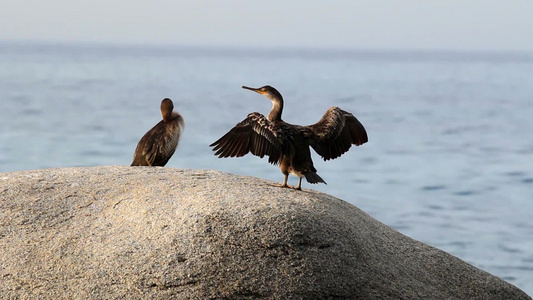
xmin=242 ymin=86 xmax=263 ymax=94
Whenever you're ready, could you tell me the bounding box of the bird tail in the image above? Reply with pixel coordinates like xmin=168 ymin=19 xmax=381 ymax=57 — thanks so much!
xmin=304 ymin=172 xmax=327 ymax=185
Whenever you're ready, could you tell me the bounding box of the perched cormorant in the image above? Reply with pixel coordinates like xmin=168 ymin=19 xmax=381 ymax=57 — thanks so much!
xmin=131 ymin=98 xmax=184 ymax=166
xmin=210 ymin=85 xmax=368 ymax=190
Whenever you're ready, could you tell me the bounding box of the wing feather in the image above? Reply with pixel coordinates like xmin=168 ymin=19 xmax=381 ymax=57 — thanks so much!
xmin=235 ymin=132 xmax=249 ymax=157
xmin=308 ymin=107 xmax=368 ymax=161
xmin=132 ymin=121 xmax=164 ymax=166
xmin=227 ymin=130 xmax=246 ymax=157
xmin=210 ymin=112 xmax=283 ymax=165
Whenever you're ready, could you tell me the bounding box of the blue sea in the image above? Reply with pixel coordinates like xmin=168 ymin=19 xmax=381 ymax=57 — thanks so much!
xmin=1 ymin=41 xmax=532 ymax=295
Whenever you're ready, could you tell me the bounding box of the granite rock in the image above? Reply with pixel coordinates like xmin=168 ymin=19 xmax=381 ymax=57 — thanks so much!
xmin=0 ymin=166 xmax=530 ymax=299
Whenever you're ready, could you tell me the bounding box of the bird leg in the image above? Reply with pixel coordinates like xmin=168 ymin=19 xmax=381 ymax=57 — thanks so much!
xmin=281 ymin=173 xmax=290 ymax=188
xmin=294 ymin=177 xmax=302 ymax=190
xmin=269 ymin=174 xmax=292 ymax=188
xmin=267 ymin=174 xmax=296 ymax=189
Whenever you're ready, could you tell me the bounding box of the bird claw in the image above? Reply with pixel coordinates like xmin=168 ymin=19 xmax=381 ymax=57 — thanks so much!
xmin=267 ymin=183 xmax=299 ymax=190
xmin=269 ymin=183 xmax=303 ymax=191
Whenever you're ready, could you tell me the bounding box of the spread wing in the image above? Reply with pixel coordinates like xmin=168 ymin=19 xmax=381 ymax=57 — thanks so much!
xmin=307 ymin=107 xmax=368 ymax=161
xmin=210 ymin=112 xmax=283 ymax=165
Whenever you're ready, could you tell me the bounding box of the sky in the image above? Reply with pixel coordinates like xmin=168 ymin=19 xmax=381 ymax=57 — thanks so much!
xmin=1 ymin=0 xmax=532 ymax=51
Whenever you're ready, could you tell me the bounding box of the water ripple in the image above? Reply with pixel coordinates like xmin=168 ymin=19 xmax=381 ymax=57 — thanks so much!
xmin=421 ymin=185 xmax=447 ymax=191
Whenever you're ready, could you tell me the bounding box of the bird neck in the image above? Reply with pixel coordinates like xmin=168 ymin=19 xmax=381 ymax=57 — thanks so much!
xmin=162 ymin=110 xmax=174 ymax=122
xmin=268 ymin=99 xmax=283 ymax=122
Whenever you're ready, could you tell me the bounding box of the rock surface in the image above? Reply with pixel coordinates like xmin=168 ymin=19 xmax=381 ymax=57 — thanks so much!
xmin=0 ymin=166 xmax=530 ymax=300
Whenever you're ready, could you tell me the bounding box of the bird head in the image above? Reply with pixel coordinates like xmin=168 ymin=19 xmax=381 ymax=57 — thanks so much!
xmin=160 ymin=98 xmax=174 ymax=122
xmin=242 ymin=85 xmax=283 ymax=102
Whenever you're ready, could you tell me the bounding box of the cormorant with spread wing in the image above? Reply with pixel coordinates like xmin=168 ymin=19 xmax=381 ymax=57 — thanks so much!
xmin=210 ymin=85 xmax=368 ymax=190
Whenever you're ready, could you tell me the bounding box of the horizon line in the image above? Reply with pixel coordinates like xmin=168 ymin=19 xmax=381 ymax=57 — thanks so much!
xmin=2 ymin=38 xmax=533 ymax=58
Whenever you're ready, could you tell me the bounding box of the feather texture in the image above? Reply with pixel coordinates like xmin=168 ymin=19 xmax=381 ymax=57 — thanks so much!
xmin=210 ymin=112 xmax=283 ymax=165
xmin=308 ymin=107 xmax=368 ymax=161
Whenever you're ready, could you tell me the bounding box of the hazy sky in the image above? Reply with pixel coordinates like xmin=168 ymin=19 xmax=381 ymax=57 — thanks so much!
xmin=2 ymin=0 xmax=532 ymax=51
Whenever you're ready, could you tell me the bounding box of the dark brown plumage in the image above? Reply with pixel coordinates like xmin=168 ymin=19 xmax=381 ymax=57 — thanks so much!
xmin=131 ymin=98 xmax=184 ymax=166
xmin=210 ymin=85 xmax=368 ymax=190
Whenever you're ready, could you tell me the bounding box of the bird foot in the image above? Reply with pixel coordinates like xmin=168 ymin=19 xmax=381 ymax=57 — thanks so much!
xmin=267 ymin=183 xmax=297 ymax=189
xmin=266 ymin=183 xmax=302 ymax=190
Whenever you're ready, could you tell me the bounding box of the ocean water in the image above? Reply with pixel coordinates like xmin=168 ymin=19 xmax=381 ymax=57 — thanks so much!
xmin=1 ymin=41 xmax=532 ymax=295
